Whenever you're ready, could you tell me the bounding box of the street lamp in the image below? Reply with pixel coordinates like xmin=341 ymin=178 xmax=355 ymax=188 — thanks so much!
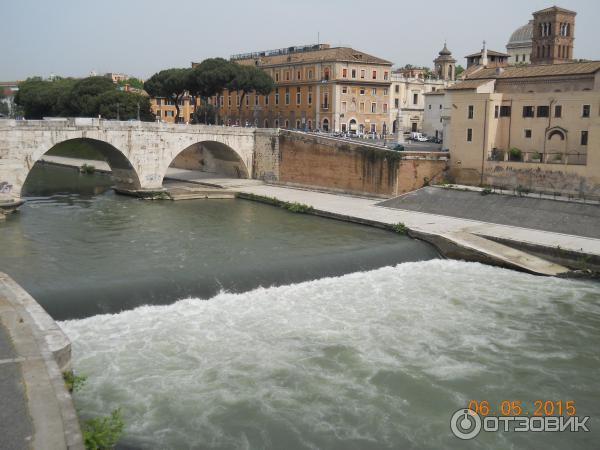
xmin=137 ymin=102 xmax=140 ymax=121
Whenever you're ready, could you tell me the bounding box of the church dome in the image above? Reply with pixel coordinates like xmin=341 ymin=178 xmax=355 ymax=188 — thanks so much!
xmin=508 ymin=21 xmax=533 ymax=46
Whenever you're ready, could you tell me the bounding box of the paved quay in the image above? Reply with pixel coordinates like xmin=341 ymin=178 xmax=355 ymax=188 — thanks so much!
xmin=0 ymin=273 xmax=83 ymax=450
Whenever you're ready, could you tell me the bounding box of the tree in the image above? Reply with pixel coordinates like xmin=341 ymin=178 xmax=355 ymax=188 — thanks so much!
xmin=192 ymin=104 xmax=217 ymax=125
xmin=15 ymin=77 xmax=77 ymax=119
xmin=116 ymin=77 xmax=144 ymax=90
xmin=455 ymin=65 xmax=465 ymax=78
xmin=65 ymin=76 xmax=115 ymax=116
xmin=96 ymin=90 xmax=154 ymax=121
xmin=227 ymin=64 xmax=274 ymax=124
xmin=144 ymin=68 xmax=191 ymax=123
xmin=188 ymin=58 xmax=236 ymax=124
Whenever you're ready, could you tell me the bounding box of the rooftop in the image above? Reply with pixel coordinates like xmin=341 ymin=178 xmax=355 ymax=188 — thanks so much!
xmin=465 ymin=60 xmax=600 ymax=79
xmin=232 ymin=44 xmax=392 ymax=66
xmin=465 ymin=49 xmax=510 ymax=58
xmin=507 ymin=21 xmax=534 ymax=46
xmin=533 ymin=5 xmax=576 ymax=16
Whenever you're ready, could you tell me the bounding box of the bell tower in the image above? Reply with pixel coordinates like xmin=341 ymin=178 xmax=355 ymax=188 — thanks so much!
xmin=434 ymin=42 xmax=457 ymax=81
xmin=531 ymin=6 xmax=576 ymax=65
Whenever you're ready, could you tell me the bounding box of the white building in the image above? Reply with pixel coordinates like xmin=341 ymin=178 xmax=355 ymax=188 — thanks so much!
xmin=422 ymin=90 xmax=447 ymax=140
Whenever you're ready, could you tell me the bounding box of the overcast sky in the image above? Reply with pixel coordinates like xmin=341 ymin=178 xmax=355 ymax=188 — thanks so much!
xmin=3 ymin=0 xmax=599 ymax=81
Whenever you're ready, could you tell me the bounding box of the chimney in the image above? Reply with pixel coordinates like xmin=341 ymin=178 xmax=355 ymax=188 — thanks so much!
xmin=482 ymin=40 xmax=488 ymax=67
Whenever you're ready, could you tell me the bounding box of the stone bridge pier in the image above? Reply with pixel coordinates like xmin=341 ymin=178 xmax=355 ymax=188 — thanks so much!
xmin=0 ymin=118 xmax=279 ymax=203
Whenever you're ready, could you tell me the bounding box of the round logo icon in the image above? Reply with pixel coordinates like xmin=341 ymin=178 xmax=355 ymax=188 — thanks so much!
xmin=450 ymin=408 xmax=482 ymax=440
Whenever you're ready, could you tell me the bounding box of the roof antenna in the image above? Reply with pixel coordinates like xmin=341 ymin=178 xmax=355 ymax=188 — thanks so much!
xmin=317 ymin=31 xmax=320 ymax=45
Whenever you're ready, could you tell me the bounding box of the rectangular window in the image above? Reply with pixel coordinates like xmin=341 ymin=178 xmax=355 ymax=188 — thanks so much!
xmin=254 ymin=95 xmax=259 ymax=106
xmin=359 ymin=102 xmax=365 ymax=112
xmin=297 ymin=71 xmax=301 ymax=80
xmin=285 ymin=72 xmax=290 ymax=81
xmin=468 ymin=105 xmax=474 ymax=119
xmin=467 ymin=128 xmax=473 ymax=142
xmin=429 ymin=105 xmax=432 ymax=110
xmin=383 ymin=88 xmax=388 ymax=95
xmin=156 ymin=99 xmax=162 ymax=106
xmin=323 ymin=92 xmax=329 ymax=109
xmin=308 ymin=87 xmax=312 ymax=105
xmin=370 ymin=123 xmax=376 ymax=133
xmin=219 ymin=96 xmax=223 ymax=107
xmin=525 ymin=129 xmax=532 ymax=138
xmin=371 ymin=88 xmax=377 ymax=96
xmin=360 ymin=69 xmax=366 ymax=79
xmin=394 ymin=98 xmax=399 ymax=108
xmin=554 ymin=105 xmax=562 ymax=117
xmin=494 ymin=105 xmax=499 ymax=118
xmin=275 ymin=73 xmax=279 ymax=82
xmin=342 ymin=68 xmax=348 ymax=78
xmin=372 ymin=70 xmax=377 ymax=79
xmin=296 ymin=87 xmax=301 ymax=105
xmin=360 ymin=88 xmax=365 ymax=95
xmin=582 ymin=104 xmax=590 ymax=117
xmin=228 ymin=95 xmax=231 ymax=107
xmin=383 ymin=103 xmax=388 ymax=113
xmin=537 ymin=106 xmax=549 ymax=117
xmin=308 ymin=70 xmax=313 ymax=79
xmin=395 ymin=85 xmax=399 ymax=93
xmin=413 ymin=93 xmax=418 ymax=105
xmin=371 ymin=102 xmax=376 ymax=113
xmin=285 ymin=87 xmax=290 ymax=105
xmin=384 ymin=71 xmax=389 ymax=80
xmin=523 ymin=106 xmax=535 ymax=117
xmin=581 ymin=130 xmax=588 ymax=145
xmin=351 ymin=69 xmax=356 ymax=78
xmin=500 ymin=105 xmax=511 ymax=117
xmin=275 ymin=89 xmax=279 ymax=105
xmin=245 ymin=95 xmax=249 ymax=106
xmin=342 ymin=86 xmax=348 ymax=94
xmin=341 ymin=101 xmax=347 ymax=112
xmin=265 ymin=94 xmax=269 ymax=105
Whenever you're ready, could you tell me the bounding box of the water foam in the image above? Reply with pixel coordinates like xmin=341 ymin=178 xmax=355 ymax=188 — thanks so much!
xmin=61 ymin=260 xmax=600 ymax=449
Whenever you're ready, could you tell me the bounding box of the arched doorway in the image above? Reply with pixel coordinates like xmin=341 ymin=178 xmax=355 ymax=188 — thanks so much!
xmin=546 ymin=127 xmax=567 ymax=162
xmin=165 ymin=141 xmax=250 ymax=185
xmin=322 ymin=118 xmax=329 ymax=132
xmin=348 ymin=118 xmax=357 ymax=135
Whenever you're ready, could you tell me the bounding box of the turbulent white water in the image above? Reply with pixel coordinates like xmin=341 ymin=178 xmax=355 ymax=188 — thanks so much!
xmin=61 ymin=260 xmax=600 ymax=450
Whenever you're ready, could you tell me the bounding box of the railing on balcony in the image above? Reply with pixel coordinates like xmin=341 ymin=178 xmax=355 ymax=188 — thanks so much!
xmin=487 ymin=149 xmax=587 ymax=166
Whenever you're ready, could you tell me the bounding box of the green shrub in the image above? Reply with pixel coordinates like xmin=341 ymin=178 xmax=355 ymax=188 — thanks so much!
xmin=508 ymin=147 xmax=522 ymax=160
xmin=83 ymin=409 xmax=125 ymax=450
xmin=531 ymin=151 xmax=542 ymax=161
xmin=284 ymin=202 xmax=313 ymax=213
xmin=63 ymin=371 xmax=87 ymax=393
xmin=481 ymin=187 xmax=492 ymax=196
xmin=80 ymin=164 xmax=96 ymax=174
xmin=392 ymin=222 xmax=408 ymax=235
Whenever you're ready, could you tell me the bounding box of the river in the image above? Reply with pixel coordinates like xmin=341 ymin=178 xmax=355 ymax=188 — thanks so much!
xmin=2 ymin=164 xmax=599 ymax=449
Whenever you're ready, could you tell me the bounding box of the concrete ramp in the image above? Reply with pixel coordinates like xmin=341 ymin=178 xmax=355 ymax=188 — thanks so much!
xmin=441 ymin=232 xmax=569 ymax=276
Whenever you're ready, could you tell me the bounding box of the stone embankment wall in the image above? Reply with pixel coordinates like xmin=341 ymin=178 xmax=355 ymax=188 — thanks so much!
xmin=265 ymin=132 xmax=448 ymax=198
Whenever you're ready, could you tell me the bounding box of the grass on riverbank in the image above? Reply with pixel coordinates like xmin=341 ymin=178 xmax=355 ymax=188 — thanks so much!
xmin=238 ymin=192 xmax=314 ymax=214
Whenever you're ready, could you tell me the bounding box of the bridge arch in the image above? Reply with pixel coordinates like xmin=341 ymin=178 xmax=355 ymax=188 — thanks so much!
xmin=162 ymin=140 xmax=250 ymax=185
xmin=23 ymin=137 xmax=142 ymax=195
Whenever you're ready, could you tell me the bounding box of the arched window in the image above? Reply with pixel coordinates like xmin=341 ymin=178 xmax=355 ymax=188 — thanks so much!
xmin=274 ymin=119 xmax=279 ymax=128
xmin=548 ymin=129 xmax=565 ymax=141
xmin=264 ymin=119 xmax=269 ymax=128
xmin=284 ymin=120 xmax=289 ymax=129
xmin=322 ymin=118 xmax=329 ymax=132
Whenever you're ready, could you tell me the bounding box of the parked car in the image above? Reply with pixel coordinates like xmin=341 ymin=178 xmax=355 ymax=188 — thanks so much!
xmin=427 ymin=136 xmax=442 ymax=144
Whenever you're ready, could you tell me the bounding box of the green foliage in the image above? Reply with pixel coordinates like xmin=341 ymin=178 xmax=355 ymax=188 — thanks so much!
xmin=96 ymin=90 xmax=154 ymax=121
xmin=63 ymin=371 xmax=87 ymax=392
xmin=392 ymin=222 xmax=408 ymax=235
xmin=508 ymin=147 xmax=522 ymax=161
xmin=144 ymin=68 xmax=191 ymax=122
xmin=14 ymin=76 xmax=152 ymax=120
xmin=284 ymin=202 xmax=312 ymax=213
xmin=83 ymin=409 xmax=125 ymax=450
xmin=116 ymin=78 xmax=144 ymax=90
xmin=455 ymin=65 xmax=465 ymax=77
xmin=189 ymin=58 xmax=236 ymax=99
xmin=481 ymin=186 xmax=492 ymax=196
xmin=192 ymin=103 xmax=217 ymax=125
xmin=227 ymin=64 xmax=274 ymax=120
xmin=80 ymin=164 xmax=96 ymax=174
xmin=531 ymin=151 xmax=542 ymax=161
xmin=515 ymin=185 xmax=530 ymax=196
xmin=393 ymin=144 xmax=405 ymax=151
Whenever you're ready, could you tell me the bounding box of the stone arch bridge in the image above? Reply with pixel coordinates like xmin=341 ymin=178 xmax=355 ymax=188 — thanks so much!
xmin=0 ymin=118 xmax=279 ymax=202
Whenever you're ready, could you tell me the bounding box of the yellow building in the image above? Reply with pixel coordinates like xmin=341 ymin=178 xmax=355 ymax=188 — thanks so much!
xmin=217 ymin=44 xmax=393 ymax=133
xmin=444 ymin=61 xmax=600 ymax=198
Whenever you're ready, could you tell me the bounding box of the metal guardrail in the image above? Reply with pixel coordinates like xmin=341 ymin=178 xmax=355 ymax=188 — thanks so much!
xmin=488 ymin=149 xmax=587 ymax=166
